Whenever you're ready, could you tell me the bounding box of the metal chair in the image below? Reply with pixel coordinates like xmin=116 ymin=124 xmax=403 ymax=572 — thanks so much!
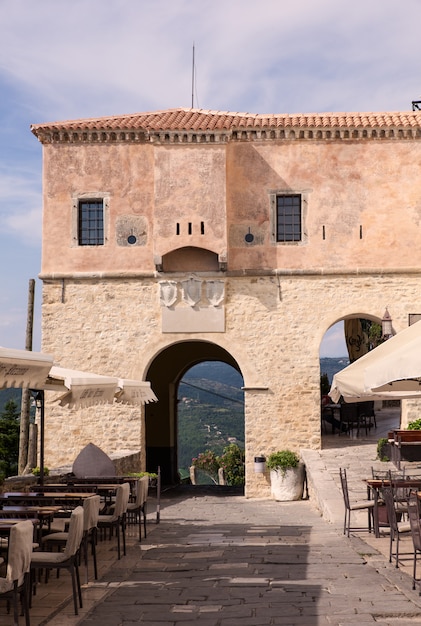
xmin=41 ymin=495 xmax=101 ymax=581
xmin=97 ymin=483 xmax=130 ymax=559
xmin=408 ymin=491 xmax=421 ymax=592
xmin=0 ymin=519 xmax=33 ymax=626
xmin=339 ymin=468 xmax=374 ymax=536
xmin=382 ymin=486 xmax=411 ymax=568
xmin=31 ymin=506 xmax=84 ymax=616
xmin=127 ymin=476 xmax=149 ymax=541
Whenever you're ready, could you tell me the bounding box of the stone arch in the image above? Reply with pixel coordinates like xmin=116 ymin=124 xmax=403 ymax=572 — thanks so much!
xmin=144 ymin=339 xmax=244 ymax=484
xmin=319 ymin=311 xmax=399 ymax=442
xmin=161 ymin=246 xmax=219 ymax=272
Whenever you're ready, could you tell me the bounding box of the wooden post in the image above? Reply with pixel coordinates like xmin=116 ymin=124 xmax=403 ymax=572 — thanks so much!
xmin=18 ymin=279 xmax=35 ymax=474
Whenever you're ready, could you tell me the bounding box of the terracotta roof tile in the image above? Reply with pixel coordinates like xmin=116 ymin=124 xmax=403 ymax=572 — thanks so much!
xmin=30 ymin=107 xmax=421 ymax=137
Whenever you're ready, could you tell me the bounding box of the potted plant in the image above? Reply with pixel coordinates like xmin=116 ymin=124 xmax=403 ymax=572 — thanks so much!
xmin=266 ymin=450 xmax=305 ymax=501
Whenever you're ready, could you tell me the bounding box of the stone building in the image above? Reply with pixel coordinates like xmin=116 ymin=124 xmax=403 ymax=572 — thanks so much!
xmin=31 ymin=108 xmax=421 ymax=497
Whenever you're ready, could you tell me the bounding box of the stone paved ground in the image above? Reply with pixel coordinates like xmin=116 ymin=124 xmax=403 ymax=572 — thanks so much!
xmin=56 ymin=483 xmax=421 ymax=626
xmin=4 ymin=405 xmax=421 ymax=626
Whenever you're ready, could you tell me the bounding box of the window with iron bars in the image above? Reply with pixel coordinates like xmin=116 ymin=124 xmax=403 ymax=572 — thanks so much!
xmin=276 ymin=194 xmax=302 ymax=242
xmin=78 ymin=199 xmax=104 ymax=245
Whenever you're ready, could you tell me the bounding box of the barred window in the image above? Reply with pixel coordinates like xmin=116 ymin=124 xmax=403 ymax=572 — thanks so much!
xmin=78 ymin=200 xmax=104 ymax=245
xmin=276 ymin=195 xmax=301 ymax=242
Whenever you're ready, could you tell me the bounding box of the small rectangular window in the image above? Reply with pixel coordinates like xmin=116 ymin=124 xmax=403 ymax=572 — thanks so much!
xmin=78 ymin=200 xmax=104 ymax=245
xmin=276 ymin=195 xmax=301 ymax=242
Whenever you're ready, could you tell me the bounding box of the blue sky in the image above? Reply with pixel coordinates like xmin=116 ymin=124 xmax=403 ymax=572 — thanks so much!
xmin=0 ymin=0 xmax=419 ymax=356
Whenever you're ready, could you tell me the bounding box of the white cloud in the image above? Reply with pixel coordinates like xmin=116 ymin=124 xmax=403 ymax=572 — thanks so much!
xmin=0 ymin=0 xmax=420 ymax=350
xmin=0 ymin=168 xmax=42 ymax=246
xmin=320 ymin=322 xmax=348 ymax=358
xmin=0 ymin=0 xmax=420 ymax=121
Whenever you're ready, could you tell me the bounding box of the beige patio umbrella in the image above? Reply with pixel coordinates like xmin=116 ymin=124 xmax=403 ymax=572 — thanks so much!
xmin=329 ymin=320 xmax=421 ymax=403
xmin=0 ymin=351 xmax=157 ymax=484
xmin=0 ymin=346 xmax=54 ymax=389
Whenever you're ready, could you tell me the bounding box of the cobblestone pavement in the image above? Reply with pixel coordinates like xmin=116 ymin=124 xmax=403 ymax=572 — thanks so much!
xmin=6 ymin=405 xmax=421 ymax=626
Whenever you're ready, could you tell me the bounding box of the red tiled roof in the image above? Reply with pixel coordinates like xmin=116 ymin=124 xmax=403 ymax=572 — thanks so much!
xmin=31 ymin=107 xmax=421 ymax=135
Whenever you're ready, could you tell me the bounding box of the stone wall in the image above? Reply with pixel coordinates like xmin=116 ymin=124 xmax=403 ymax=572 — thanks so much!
xmin=41 ymin=271 xmax=421 ymax=498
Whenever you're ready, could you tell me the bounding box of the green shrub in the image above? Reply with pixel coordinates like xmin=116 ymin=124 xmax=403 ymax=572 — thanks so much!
xmin=32 ymin=466 xmax=49 ymax=477
xmin=407 ymin=418 xmax=421 ymax=430
xmin=376 ymin=438 xmax=390 ymax=461
xmin=127 ymin=471 xmax=158 ymax=480
xmin=266 ymin=450 xmax=300 ymax=476
xmin=219 ymin=444 xmax=245 ymax=486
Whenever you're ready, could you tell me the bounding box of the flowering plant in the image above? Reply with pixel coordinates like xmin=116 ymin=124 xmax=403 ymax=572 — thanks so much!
xmin=192 ymin=450 xmax=220 ymax=484
xmin=192 ymin=444 xmax=245 ymax=486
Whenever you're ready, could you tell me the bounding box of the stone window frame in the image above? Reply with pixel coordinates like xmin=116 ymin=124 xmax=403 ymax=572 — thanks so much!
xmin=71 ymin=192 xmax=110 ymax=247
xmin=270 ymin=189 xmax=309 ymax=245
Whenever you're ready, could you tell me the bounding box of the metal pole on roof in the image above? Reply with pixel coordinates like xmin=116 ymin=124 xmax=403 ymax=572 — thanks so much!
xmin=191 ymin=43 xmax=195 ymax=108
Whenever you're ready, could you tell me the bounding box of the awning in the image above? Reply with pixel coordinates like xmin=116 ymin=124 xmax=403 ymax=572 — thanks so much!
xmin=329 ymin=320 xmax=421 ymax=403
xmin=0 ymin=346 xmax=54 ymax=389
xmin=42 ymin=366 xmax=119 ymax=408
xmin=116 ymin=379 xmax=158 ymax=405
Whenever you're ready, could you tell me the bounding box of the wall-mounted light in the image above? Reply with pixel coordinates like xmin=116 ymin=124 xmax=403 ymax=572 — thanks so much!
xmin=381 ymin=308 xmax=393 ymax=339
xmin=254 ymin=455 xmax=266 ymax=473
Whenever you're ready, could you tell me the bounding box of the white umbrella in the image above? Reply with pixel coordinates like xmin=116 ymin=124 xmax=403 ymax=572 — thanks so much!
xmin=329 ymin=320 xmax=421 ymax=403
xmin=43 ymin=366 xmax=119 ymax=408
xmin=0 ymin=346 xmax=54 ymax=389
xmin=0 ymin=350 xmax=157 ymax=483
xmin=116 ymin=378 xmax=157 ymax=405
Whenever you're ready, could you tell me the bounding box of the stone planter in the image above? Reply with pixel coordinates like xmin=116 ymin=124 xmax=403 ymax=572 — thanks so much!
xmin=270 ymin=463 xmax=305 ymax=501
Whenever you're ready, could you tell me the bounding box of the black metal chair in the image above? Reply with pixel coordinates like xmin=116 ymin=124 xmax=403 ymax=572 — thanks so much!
xmin=126 ymin=476 xmax=149 ymax=542
xmin=339 ymin=468 xmax=375 ymax=536
xmin=408 ymin=491 xmax=421 ymax=592
xmin=382 ymin=486 xmax=411 ymax=568
xmin=97 ymin=483 xmax=130 ymax=559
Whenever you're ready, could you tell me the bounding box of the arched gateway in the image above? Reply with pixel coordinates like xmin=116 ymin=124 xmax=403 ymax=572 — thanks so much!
xmin=145 ymin=341 xmax=242 ymax=484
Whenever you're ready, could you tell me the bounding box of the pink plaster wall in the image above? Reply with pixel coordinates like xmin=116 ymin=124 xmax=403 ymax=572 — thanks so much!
xmin=41 ymin=137 xmax=421 ymax=275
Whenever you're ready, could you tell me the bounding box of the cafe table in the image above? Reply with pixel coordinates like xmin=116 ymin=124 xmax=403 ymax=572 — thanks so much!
xmin=365 ymin=477 xmax=421 ymax=537
xmin=0 ymin=505 xmax=62 ymax=542
xmin=0 ymin=491 xmax=94 ymax=510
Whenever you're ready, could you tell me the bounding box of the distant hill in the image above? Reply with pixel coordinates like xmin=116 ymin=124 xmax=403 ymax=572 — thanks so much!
xmin=320 ymin=357 xmax=349 ymax=384
xmin=0 ymin=388 xmax=22 ymax=413
xmin=178 ymin=362 xmax=245 ymax=476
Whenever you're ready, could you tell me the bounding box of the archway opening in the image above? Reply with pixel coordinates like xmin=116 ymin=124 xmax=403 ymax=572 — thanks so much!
xmin=144 ymin=341 xmax=244 ymax=485
xmin=320 ymin=315 xmax=401 ymax=445
xmin=178 ymin=361 xmax=244 ymax=484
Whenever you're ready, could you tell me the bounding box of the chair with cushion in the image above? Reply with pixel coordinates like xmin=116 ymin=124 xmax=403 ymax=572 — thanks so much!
xmin=97 ymin=483 xmax=130 ymax=559
xmin=41 ymin=495 xmax=101 ymax=581
xmin=339 ymin=468 xmax=375 ymax=536
xmin=127 ymin=476 xmax=149 ymax=541
xmin=31 ymin=506 xmax=84 ymax=616
xmin=0 ymin=519 xmax=33 ymax=626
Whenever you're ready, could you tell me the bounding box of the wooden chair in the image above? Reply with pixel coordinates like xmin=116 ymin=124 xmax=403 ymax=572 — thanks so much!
xmin=339 ymin=468 xmax=374 ymax=536
xmin=0 ymin=520 xmax=33 ymax=626
xmin=97 ymin=483 xmax=130 ymax=559
xmin=31 ymin=506 xmax=84 ymax=615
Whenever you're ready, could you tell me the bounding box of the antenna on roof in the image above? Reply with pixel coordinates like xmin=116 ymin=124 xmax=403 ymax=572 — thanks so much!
xmin=191 ymin=42 xmax=195 ymax=108
xmin=412 ymin=98 xmax=421 ymax=111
